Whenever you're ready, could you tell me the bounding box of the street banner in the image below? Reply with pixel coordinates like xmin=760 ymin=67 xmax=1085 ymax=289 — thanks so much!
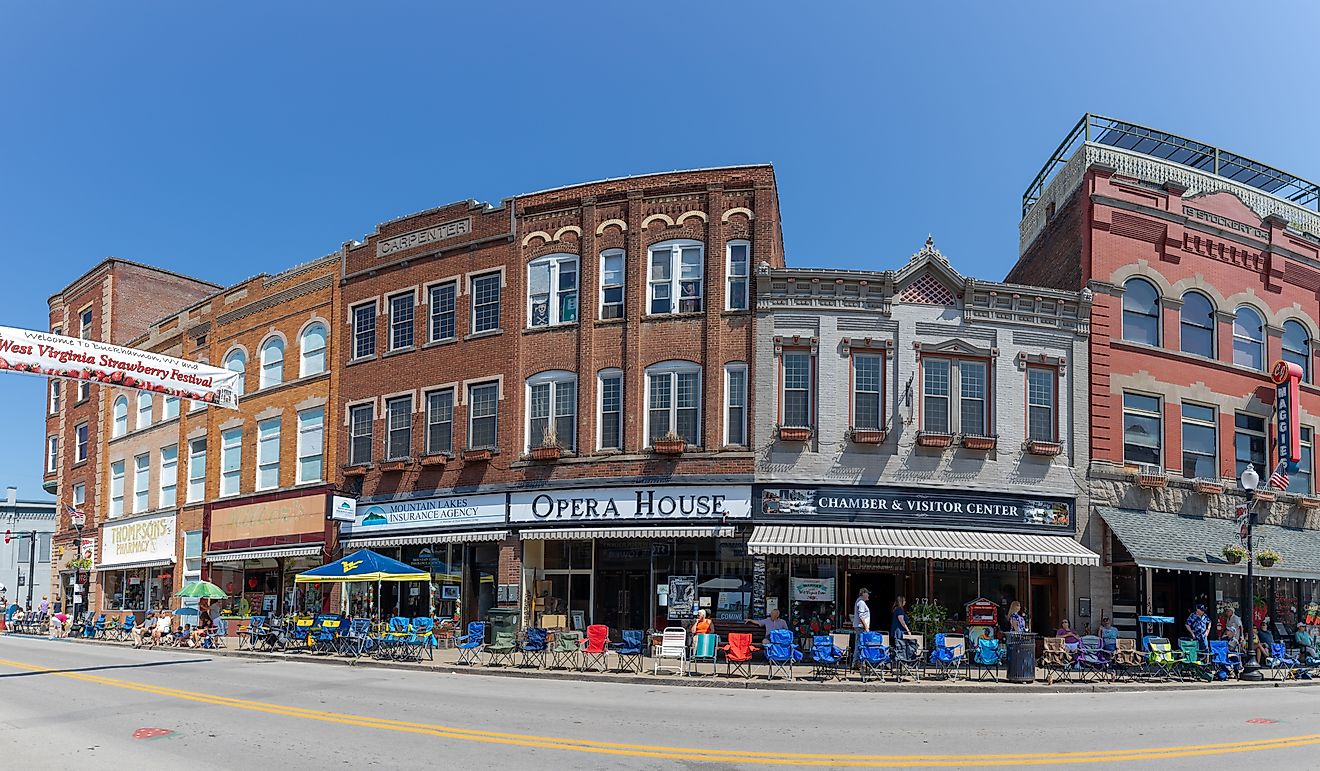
xmin=1271 ymin=360 xmax=1303 ymax=471
xmin=0 ymin=325 xmax=240 ymax=409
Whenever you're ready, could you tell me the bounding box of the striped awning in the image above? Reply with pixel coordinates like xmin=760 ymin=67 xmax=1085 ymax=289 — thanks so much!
xmin=205 ymin=545 xmax=323 ymax=564
xmin=747 ymin=526 xmax=1099 ymax=566
xmin=520 ymin=525 xmax=736 ymax=541
xmin=343 ymin=530 xmax=510 ymax=550
xmin=95 ymin=558 xmax=175 ymax=571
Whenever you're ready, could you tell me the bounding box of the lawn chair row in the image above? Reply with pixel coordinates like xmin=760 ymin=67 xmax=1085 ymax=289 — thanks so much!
xmin=238 ymin=615 xmax=436 ymax=663
xmin=1038 ymin=635 xmax=1317 ymax=683
xmin=454 ymin=623 xmax=649 ymax=672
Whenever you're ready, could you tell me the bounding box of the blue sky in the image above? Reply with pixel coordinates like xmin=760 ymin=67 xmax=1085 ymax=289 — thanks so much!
xmin=3 ymin=1 xmax=1319 ymax=499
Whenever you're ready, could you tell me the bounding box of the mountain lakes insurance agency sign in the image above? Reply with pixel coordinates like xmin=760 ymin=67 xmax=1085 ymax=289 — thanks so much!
xmin=100 ymin=513 xmax=176 ymax=567
xmin=341 ymin=493 xmax=506 ymax=536
xmin=510 ymin=485 xmax=752 ymax=524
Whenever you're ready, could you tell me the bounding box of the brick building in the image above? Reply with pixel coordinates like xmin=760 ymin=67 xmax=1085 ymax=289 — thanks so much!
xmin=1008 ymin=115 xmax=1320 ymax=638
xmin=752 ymin=238 xmax=1095 ymax=637
xmin=334 ymin=166 xmax=782 ymax=629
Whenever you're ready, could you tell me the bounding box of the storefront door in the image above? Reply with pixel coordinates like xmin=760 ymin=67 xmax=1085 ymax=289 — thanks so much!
xmin=595 ymin=569 xmax=649 ymax=631
xmin=1030 ymin=577 xmax=1056 ymax=635
xmin=846 ymin=572 xmax=897 ymax=630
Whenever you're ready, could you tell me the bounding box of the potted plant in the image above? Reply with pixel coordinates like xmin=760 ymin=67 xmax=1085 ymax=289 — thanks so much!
xmin=1222 ymin=544 xmax=1247 ymax=565
xmin=1193 ymin=478 xmax=1225 ymax=495
xmin=69 ymin=557 xmax=92 ymax=570
xmin=1256 ymin=548 xmax=1282 ymax=568
xmin=530 ymin=430 xmax=562 ymax=461
xmin=909 ymin=598 xmax=949 ymax=641
xmin=654 ymin=431 xmax=686 ymax=455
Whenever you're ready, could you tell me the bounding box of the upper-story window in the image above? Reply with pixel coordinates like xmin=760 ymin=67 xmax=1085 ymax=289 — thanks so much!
xmin=297 ymin=407 xmax=324 ymax=484
xmin=220 ymin=427 xmax=242 ymax=497
xmin=922 ymin=357 xmax=989 ymax=436
xmin=163 ymin=396 xmax=179 ymax=421
xmin=851 ymin=353 xmax=884 ymax=431
xmin=1232 ymin=305 xmax=1264 ymax=370
xmin=1234 ymin=412 xmax=1266 ymax=480
xmin=471 ymin=273 xmax=502 ymax=334
xmin=256 ymin=418 xmax=281 ymax=491
xmin=1179 ymin=291 xmax=1215 ymax=358
xmin=77 ymin=380 xmax=89 ymax=403
xmin=425 ymin=388 xmax=455 ymax=456
xmin=527 ymin=371 xmax=576 ymax=453
xmin=598 ymin=370 xmax=623 ymax=450
xmin=159 ymin=445 xmax=178 ymax=509
xmin=467 ymin=381 xmax=500 ymax=450
xmin=528 ymin=254 xmax=578 ymax=328
xmin=110 ymin=460 xmax=125 ymax=517
xmin=726 ymin=240 xmax=750 ymax=311
xmin=79 ymin=307 xmax=93 ymax=339
xmin=259 ymin=337 xmax=285 ymax=389
xmin=300 ymin=322 xmax=327 ymax=377
xmin=648 ymin=240 xmax=703 ymax=314
xmin=187 ymin=438 xmax=206 ymax=503
xmin=1026 ymin=366 xmax=1057 ymax=443
xmin=600 ymin=250 xmax=625 ymax=320
xmin=112 ymin=396 xmax=128 ymax=438
xmin=348 ymin=403 xmax=374 ymax=466
xmin=1122 ymin=277 xmax=1160 ymax=346
xmin=1123 ymin=392 xmax=1162 ymax=468
xmin=385 ymin=395 xmax=413 ymax=460
xmin=352 ymin=301 xmax=377 ymax=359
xmin=1181 ymin=403 xmax=1217 ymax=479
xmin=46 ymin=435 xmax=59 ymax=472
xmin=389 ymin=292 xmax=415 ymax=351
xmin=133 ymin=453 xmax=150 ymax=513
xmin=646 ymin=361 xmax=701 ymax=446
xmin=136 ymin=391 xmax=153 ymax=429
xmin=224 ymin=349 xmax=247 ymax=397
xmin=428 ymin=281 xmax=457 ymax=343
xmin=724 ymin=363 xmax=748 ymax=446
xmin=780 ymin=350 xmax=813 ymax=428
xmin=1283 ymin=319 xmax=1311 ymax=382
xmin=49 ymin=380 xmax=60 ymax=415
xmin=1290 ymin=427 xmax=1314 ymax=495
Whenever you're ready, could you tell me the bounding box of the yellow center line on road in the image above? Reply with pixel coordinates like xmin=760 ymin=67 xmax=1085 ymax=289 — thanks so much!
xmin=0 ymin=655 xmax=1315 ymax=766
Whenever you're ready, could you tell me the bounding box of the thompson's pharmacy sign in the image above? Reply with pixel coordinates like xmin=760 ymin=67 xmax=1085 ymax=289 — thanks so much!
xmin=100 ymin=514 xmax=176 ymax=567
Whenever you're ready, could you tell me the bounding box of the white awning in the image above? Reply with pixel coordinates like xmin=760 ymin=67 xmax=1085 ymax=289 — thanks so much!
xmin=747 ymin=525 xmax=1099 ymax=566
xmin=205 ymin=545 xmax=324 ymax=564
xmin=95 ymin=558 xmax=175 ymax=571
xmin=343 ymin=530 xmax=510 ymax=549
xmin=521 ymin=525 xmax=736 ymax=540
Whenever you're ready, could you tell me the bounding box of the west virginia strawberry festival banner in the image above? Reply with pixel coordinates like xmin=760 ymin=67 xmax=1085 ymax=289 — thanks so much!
xmin=0 ymin=325 xmax=241 ymax=409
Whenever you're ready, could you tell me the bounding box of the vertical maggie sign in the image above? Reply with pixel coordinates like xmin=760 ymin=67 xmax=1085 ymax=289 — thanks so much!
xmin=1272 ymin=360 xmax=1303 ymax=471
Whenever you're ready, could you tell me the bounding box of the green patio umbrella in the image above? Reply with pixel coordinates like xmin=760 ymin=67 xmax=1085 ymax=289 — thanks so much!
xmin=177 ymin=580 xmax=227 ymax=600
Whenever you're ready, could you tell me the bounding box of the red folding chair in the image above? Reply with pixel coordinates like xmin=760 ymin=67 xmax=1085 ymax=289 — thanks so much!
xmin=720 ymin=632 xmax=760 ymax=678
xmin=580 ymin=624 xmax=611 ymax=672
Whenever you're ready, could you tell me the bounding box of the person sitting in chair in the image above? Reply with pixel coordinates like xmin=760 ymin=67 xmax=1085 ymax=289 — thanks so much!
xmin=132 ymin=611 xmax=157 ymax=648
xmin=1294 ymin=624 xmax=1318 ymax=663
xmin=744 ymin=608 xmax=788 ymax=644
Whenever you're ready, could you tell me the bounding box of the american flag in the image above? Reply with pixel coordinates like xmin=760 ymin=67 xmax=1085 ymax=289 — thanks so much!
xmin=1268 ymin=461 xmax=1290 ymax=491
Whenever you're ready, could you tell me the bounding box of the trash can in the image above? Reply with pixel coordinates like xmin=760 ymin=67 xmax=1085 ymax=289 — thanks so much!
xmin=1006 ymin=632 xmax=1037 ymax=683
xmin=486 ymin=608 xmax=520 ymax=640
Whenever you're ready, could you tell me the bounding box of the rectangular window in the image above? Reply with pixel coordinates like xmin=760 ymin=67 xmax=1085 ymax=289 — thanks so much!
xmin=725 ymin=366 xmax=747 ymax=446
xmin=1123 ymin=393 xmax=1163 ymax=467
xmin=922 ymin=358 xmax=952 ymax=434
xmin=79 ymin=308 xmax=93 ymax=339
xmin=75 ymin=422 xmax=88 ymax=463
xmin=349 ymin=404 xmax=374 ymax=465
xmin=726 ymin=241 xmax=750 ymax=311
xmin=47 ymin=435 xmax=59 ymax=472
xmin=183 ymin=530 xmax=203 ymax=589
xmin=77 ymin=380 xmax=89 ymax=402
xmin=133 ymin=453 xmax=150 ymax=513
xmin=137 ymin=392 xmax=153 ymax=429
xmin=38 ymin=533 xmax=51 ymax=563
xmin=781 ymin=351 xmax=812 ymax=427
xmin=528 ymin=256 xmax=578 ymax=328
xmin=352 ymin=302 xmax=376 ymax=359
xmin=647 ymin=370 xmax=700 ymax=445
xmin=159 ymin=445 xmax=178 ymax=509
xmin=852 ymin=354 xmax=883 ymax=430
xmin=425 ymin=389 xmax=454 ymax=455
xmin=163 ymin=396 xmax=179 ymax=421
xmin=1026 ymin=366 xmax=1056 ymax=442
xmin=72 ymin=482 xmax=85 ymax=508
xmin=959 ymin=360 xmax=987 ymax=435
xmin=468 ymin=382 xmax=499 ymax=449
xmin=922 ymin=357 xmax=991 ymax=436
xmin=49 ymin=380 xmax=60 ymax=414
xmin=256 ymin=418 xmax=280 ymax=490
xmin=600 ymin=251 xmax=624 ymax=320
xmin=1234 ymin=413 xmax=1267 ymax=481
xmin=1181 ymin=404 xmax=1217 ymax=479
xmin=386 ymin=396 xmax=413 ymax=459
xmin=1290 ymin=427 xmax=1314 ymax=495
xmin=599 ymin=374 xmax=622 ymax=450
xmin=471 ymin=273 xmax=502 ymax=334
xmin=528 ymin=379 xmax=576 ymax=452
xmin=297 ymin=407 xmax=324 ymax=483
xmin=648 ymin=242 xmax=705 ymax=314
xmin=389 ymin=292 xmax=415 ymax=351
xmin=109 ymin=461 xmax=125 ymax=517
xmin=221 ymin=428 xmax=242 ymax=497
xmin=187 ymin=438 xmax=206 ymax=503
xmin=428 ymin=281 xmax=457 ymax=342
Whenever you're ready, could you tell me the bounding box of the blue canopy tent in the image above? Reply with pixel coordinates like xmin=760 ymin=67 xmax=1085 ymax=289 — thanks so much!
xmin=295 ymin=550 xmax=430 ymax=619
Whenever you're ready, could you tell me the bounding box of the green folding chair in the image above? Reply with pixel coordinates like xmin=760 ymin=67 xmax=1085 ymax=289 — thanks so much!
xmin=1177 ymin=638 xmax=1213 ymax=681
xmin=687 ymin=633 xmax=719 ymax=676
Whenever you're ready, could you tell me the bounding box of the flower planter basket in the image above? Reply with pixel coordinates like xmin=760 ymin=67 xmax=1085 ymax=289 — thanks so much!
xmin=1298 ymin=497 xmax=1320 ymax=511
xmin=1136 ymin=473 xmax=1167 ymax=490
xmin=530 ymin=446 xmax=562 ymax=461
xmin=420 ymin=454 xmax=448 ymax=468
xmin=778 ymin=426 xmax=812 ymax=442
xmin=462 ymin=448 xmax=493 ymax=462
xmin=380 ymin=459 xmax=410 ymax=473
xmin=916 ymin=431 xmax=953 ymax=448
xmin=1026 ymin=440 xmax=1062 ymax=456
xmin=1225 ymin=553 xmax=1243 ymax=565
xmin=1252 ymin=490 xmax=1277 ymax=503
xmin=1193 ymin=479 xmax=1225 ymax=495
xmin=960 ymin=434 xmax=998 ymax=451
xmin=653 ymin=440 xmax=686 ymax=456
xmin=1222 ymin=546 xmax=1246 ymax=565
xmin=1258 ymin=557 xmax=1277 ymax=568
xmin=850 ymin=429 xmax=887 ymax=445
xmin=342 ymin=465 xmax=369 ymax=478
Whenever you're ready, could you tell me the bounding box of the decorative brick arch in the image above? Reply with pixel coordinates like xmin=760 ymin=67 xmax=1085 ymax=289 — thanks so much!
xmin=675 ymin=210 xmax=708 ymax=226
xmin=595 ymin=219 xmax=627 ymax=235
xmin=521 ymin=230 xmax=553 ymax=247
xmin=720 ymin=206 xmax=754 ymax=223
xmin=552 ymin=225 xmax=582 ymax=242
xmin=641 ymin=213 xmax=675 ymax=230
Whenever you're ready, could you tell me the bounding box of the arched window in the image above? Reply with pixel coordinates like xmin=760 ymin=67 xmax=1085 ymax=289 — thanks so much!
xmin=136 ymin=391 xmax=153 ymax=429
xmin=644 ymin=360 xmax=702 ymax=446
xmin=1232 ymin=306 xmax=1265 ymax=370
xmin=299 ymin=323 xmax=327 ymax=377
xmin=1283 ymin=319 xmax=1311 ymax=382
xmin=526 ymin=370 xmax=577 ymax=452
xmin=224 ymin=349 xmax=247 ymax=397
xmin=112 ymin=396 xmax=128 ymax=438
xmin=1179 ymin=291 xmax=1216 ymax=358
xmin=1122 ymin=278 xmax=1160 ymax=346
xmin=259 ymin=337 xmax=284 ymax=389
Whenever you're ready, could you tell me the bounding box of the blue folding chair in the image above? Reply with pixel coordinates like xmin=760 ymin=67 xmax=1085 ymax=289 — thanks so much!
xmin=240 ymin=616 xmax=266 ymax=650
xmin=928 ymin=633 xmax=966 ymax=680
xmin=765 ymin=628 xmax=803 ymax=681
xmin=810 ymin=634 xmax=846 ymax=680
xmin=455 ymin=621 xmax=486 ymax=665
xmin=1269 ymin=642 xmax=1303 ymax=680
xmin=969 ymin=637 xmax=1006 ymax=681
xmin=612 ymin=629 xmax=646 ymax=674
xmin=854 ymin=631 xmax=891 ymax=682
xmin=1208 ymin=640 xmax=1241 ymax=680
xmin=408 ymin=617 xmax=436 ymax=661
xmin=518 ymin=627 xmax=549 ymax=668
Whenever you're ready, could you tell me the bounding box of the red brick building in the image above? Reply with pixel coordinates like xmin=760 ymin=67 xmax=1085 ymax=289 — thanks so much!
xmin=1008 ymin=116 xmax=1320 ymax=637
xmin=335 ymin=166 xmax=782 ymax=629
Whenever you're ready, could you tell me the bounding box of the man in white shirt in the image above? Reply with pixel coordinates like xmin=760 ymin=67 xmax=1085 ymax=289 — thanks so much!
xmin=152 ymin=612 xmax=172 ymax=645
xmin=852 ymin=588 xmax=871 ymax=633
xmin=745 ymin=608 xmax=789 ymax=643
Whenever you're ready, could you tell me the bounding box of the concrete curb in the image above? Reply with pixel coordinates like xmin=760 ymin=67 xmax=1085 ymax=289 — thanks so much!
xmin=21 ymin=634 xmax=1319 ymax=695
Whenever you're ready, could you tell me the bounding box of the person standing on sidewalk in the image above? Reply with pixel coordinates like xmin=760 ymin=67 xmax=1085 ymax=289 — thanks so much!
xmin=852 ymin=588 xmax=871 ymax=633
xmin=1185 ymin=604 xmax=1210 ymax=652
xmin=1008 ymin=601 xmax=1028 ymax=633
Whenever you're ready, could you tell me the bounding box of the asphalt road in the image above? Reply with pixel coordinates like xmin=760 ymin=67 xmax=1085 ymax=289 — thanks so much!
xmin=1 ymin=634 xmax=1317 ymax=769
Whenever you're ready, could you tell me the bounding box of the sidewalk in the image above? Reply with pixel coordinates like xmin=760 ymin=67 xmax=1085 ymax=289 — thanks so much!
xmin=13 ymin=631 xmax=1317 ymax=694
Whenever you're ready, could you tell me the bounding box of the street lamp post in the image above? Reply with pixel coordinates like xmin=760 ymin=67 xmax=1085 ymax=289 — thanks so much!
xmin=71 ymin=508 xmax=85 ymax=623
xmin=1238 ymin=464 xmax=1264 ymax=681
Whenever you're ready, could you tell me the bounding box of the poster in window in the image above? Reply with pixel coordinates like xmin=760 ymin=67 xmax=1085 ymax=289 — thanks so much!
xmin=667 ymin=575 xmax=696 ymax=620
xmin=441 ymin=585 xmax=460 ymax=600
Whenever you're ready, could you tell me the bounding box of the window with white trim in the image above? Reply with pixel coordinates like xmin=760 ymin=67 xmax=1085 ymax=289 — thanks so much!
xmin=598 ymin=370 xmax=623 ymax=450
xmin=600 ymin=250 xmax=624 ymax=320
xmin=1234 ymin=412 xmax=1266 ymax=481
xmin=724 ymin=363 xmax=747 ymax=446
xmin=468 ymin=381 xmax=499 ymax=449
xmin=851 ymin=353 xmax=884 ymax=431
xmin=1026 ymin=366 xmax=1056 ymax=442
xmin=348 ymin=404 xmax=374 ymax=465
xmin=1181 ymin=403 xmax=1216 ymax=479
xmin=1283 ymin=319 xmax=1311 ymax=382
xmin=259 ymin=337 xmax=284 ymax=389
xmin=46 ymin=435 xmax=58 ymax=472
xmin=726 ymin=240 xmax=750 ymax=311
xmin=921 ymin=357 xmax=990 ymax=436
xmin=297 ymin=407 xmax=324 ymax=483
xmin=49 ymin=380 xmax=60 ymax=415
xmin=425 ymin=389 xmax=454 ymax=455
xmin=79 ymin=308 xmax=93 ymax=339
xmin=389 ymin=292 xmax=415 ymax=351
xmin=646 ymin=362 xmax=701 ymax=446
xmin=110 ymin=460 xmax=125 ymax=517
xmin=428 ymin=282 xmax=457 ymax=342
xmin=780 ymin=350 xmax=812 ymax=428
xmin=137 ymin=391 xmax=153 ymax=429
xmin=527 ymin=372 xmax=576 ymax=452
xmin=224 ymin=349 xmax=246 ymax=397
xmin=72 ymin=481 xmax=85 ymax=508
xmin=528 ymin=254 xmax=578 ymax=328
xmin=75 ymin=422 xmax=88 ymax=463
xmin=256 ymin=418 xmax=280 ymax=490
xmin=77 ymin=380 xmax=89 ymax=402
xmin=187 ymin=438 xmax=206 ymax=503
xmin=1123 ymin=393 xmax=1162 ymax=468
xmin=163 ymin=396 xmax=179 ymax=421
xmin=648 ymin=240 xmax=704 ymax=314
xmin=133 ymin=453 xmax=150 ymax=513
xmin=471 ymin=273 xmax=502 ymax=334
xmin=183 ymin=530 xmax=203 ymax=597
xmin=352 ymin=302 xmax=377 ymax=359
xmin=385 ymin=396 xmax=413 ymax=460
xmin=159 ymin=445 xmax=178 ymax=509
xmin=220 ymin=428 xmax=242 ymax=497
xmin=1290 ymin=427 xmax=1314 ymax=495
xmin=1180 ymin=291 xmax=1215 ymax=358
xmin=1233 ymin=306 xmax=1265 ymax=371
xmin=299 ymin=322 xmax=327 ymax=377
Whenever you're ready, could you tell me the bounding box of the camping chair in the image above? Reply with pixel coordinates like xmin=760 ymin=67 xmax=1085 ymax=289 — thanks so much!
xmin=720 ymin=632 xmax=759 ymax=679
xmin=379 ymin=616 xmax=412 ymax=660
xmin=889 ymin=633 xmax=922 ymax=681
xmin=339 ymin=618 xmax=373 ymax=661
xmin=1145 ymin=637 xmax=1179 ymax=680
xmin=1110 ymin=638 xmax=1144 ymax=681
xmin=653 ymin=627 xmax=687 ymax=675
xmin=518 ymin=627 xmax=548 ymax=668
xmin=240 ymin=616 xmax=266 ymax=651
xmin=117 ymin=615 xmax=138 ymax=643
xmin=1176 ymin=638 xmax=1213 ymax=681
xmin=1269 ymin=642 xmax=1303 ymax=680
xmin=855 ymin=631 xmax=891 ymax=683
xmin=1076 ymin=635 xmax=1113 ymax=682
xmin=612 ymin=629 xmax=646 ymax=674
xmin=1040 ymin=636 xmax=1074 ymax=684
xmin=765 ymin=628 xmax=803 ymax=681
xmin=484 ymin=630 xmax=517 ymax=667
xmin=1208 ymin=640 xmax=1242 ymax=681
xmin=970 ymin=637 xmax=1006 ymax=682
xmin=687 ymin=632 xmax=718 ymax=676
xmin=549 ymin=630 xmax=582 ymax=670
xmin=92 ymin=614 xmax=108 ymax=639
xmin=831 ymin=632 xmax=853 ymax=670
xmin=312 ymin=616 xmax=343 ymax=654
xmin=927 ymin=633 xmax=966 ymax=680
xmin=810 ymin=634 xmax=846 ymax=680
xmin=455 ymin=621 xmax=486 ymax=666
xmin=288 ymin=616 xmax=316 ymax=651
xmin=408 ymin=617 xmax=436 ymax=661
xmin=580 ymin=625 xmax=611 ymax=672
xmin=102 ymin=616 xmax=121 ymax=641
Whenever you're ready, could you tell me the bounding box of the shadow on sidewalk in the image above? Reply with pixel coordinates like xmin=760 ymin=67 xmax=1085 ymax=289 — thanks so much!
xmin=0 ymin=658 xmax=211 ymax=679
